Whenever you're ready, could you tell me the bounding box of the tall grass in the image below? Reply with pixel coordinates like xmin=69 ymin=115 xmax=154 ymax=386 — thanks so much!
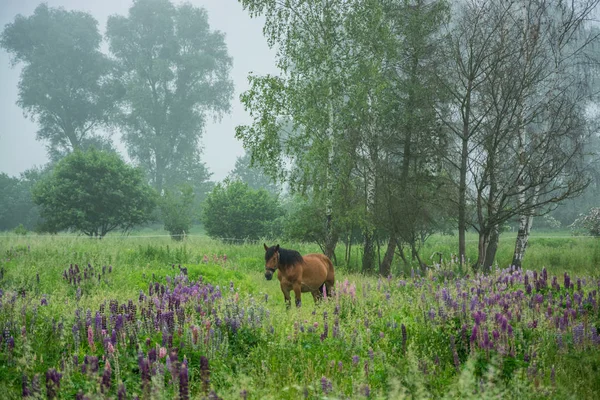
xmin=0 ymin=233 xmax=599 ymax=399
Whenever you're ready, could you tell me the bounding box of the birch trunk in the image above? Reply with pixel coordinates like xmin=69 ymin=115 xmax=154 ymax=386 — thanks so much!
xmin=324 ymin=90 xmax=336 ymax=259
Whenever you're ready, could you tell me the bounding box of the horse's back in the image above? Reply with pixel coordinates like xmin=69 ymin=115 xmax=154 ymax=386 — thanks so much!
xmin=303 ymin=253 xmax=334 ymax=283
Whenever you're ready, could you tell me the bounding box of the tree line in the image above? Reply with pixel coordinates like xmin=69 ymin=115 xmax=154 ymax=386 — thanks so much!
xmin=2 ymin=0 xmax=600 ymax=275
xmin=236 ymin=0 xmax=600 ymax=274
xmin=0 ymin=0 xmax=235 ymax=238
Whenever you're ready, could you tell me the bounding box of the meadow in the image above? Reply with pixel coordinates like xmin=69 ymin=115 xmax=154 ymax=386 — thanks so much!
xmin=0 ymin=232 xmax=599 ymax=399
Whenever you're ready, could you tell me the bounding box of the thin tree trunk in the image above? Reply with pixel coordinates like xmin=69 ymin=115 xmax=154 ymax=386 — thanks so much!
xmin=324 ymin=90 xmax=336 ymax=260
xmin=458 ymin=77 xmax=473 ymax=270
xmin=483 ymin=224 xmax=499 ymax=273
xmin=380 ymin=236 xmax=396 ymax=277
xmin=512 ymin=187 xmax=539 ymax=268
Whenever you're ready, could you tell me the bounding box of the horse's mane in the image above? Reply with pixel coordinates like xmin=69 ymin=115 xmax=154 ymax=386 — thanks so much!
xmin=265 ymin=246 xmax=303 ymax=266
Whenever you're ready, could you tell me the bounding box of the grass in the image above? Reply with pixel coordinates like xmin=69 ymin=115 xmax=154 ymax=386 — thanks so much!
xmin=0 ymin=232 xmax=599 ymax=399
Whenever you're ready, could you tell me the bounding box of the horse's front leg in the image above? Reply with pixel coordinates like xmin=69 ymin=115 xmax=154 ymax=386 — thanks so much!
xmin=281 ymin=283 xmax=292 ymax=309
xmin=293 ymin=284 xmax=302 ymax=307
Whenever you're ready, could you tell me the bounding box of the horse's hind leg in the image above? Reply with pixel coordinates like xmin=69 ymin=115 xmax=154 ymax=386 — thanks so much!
xmin=325 ymin=279 xmax=334 ymax=297
xmin=312 ymin=289 xmax=323 ymax=304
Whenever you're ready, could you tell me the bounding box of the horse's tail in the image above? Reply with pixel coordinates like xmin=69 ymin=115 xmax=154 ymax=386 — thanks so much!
xmin=319 ymin=254 xmax=335 ymax=297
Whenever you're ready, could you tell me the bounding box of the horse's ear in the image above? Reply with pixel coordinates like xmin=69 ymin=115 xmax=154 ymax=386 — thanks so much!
xmin=263 ymin=243 xmax=268 ymax=251
xmin=275 ymin=244 xmax=280 ymax=251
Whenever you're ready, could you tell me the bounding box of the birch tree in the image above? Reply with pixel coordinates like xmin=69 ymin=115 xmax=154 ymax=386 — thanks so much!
xmin=236 ymin=0 xmax=354 ymax=258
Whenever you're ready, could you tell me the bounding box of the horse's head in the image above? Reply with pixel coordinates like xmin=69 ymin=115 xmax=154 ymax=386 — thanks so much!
xmin=263 ymin=243 xmax=280 ymax=280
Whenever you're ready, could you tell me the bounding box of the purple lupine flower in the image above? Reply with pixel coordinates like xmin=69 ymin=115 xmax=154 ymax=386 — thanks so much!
xmin=361 ymin=384 xmax=370 ymax=397
xmin=470 ymin=325 xmax=478 ymax=344
xmin=101 ymin=361 xmax=112 ymax=393
xmin=428 ymin=308 xmax=436 ymax=321
xmin=449 ymin=335 xmax=460 ymax=372
xmin=352 ymin=355 xmax=360 ymax=366
xmin=7 ymin=336 xmax=15 ymax=351
xmin=240 ymin=389 xmax=248 ymax=399
xmin=200 ymin=356 xmax=210 ymax=394
xmin=117 ymin=383 xmax=127 ymax=400
xmin=45 ymin=368 xmax=62 ymax=399
xmin=22 ymin=374 xmax=30 ymax=397
xmin=564 ymin=273 xmax=571 ymax=290
xmin=320 ymin=376 xmax=332 ymax=394
xmin=148 ymin=348 xmax=157 ymax=363
xmin=179 ymin=361 xmax=189 ymax=400
xmin=573 ymin=323 xmax=584 ymax=347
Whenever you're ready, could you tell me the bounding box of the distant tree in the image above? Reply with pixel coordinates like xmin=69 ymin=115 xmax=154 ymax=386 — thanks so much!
xmin=106 ymin=0 xmax=234 ymax=193
xmin=161 ymin=185 xmax=195 ymax=240
xmin=0 ymin=168 xmax=46 ymax=231
xmin=228 ymin=151 xmax=279 ymax=194
xmin=202 ymin=180 xmax=283 ymax=241
xmin=571 ymin=208 xmax=600 ymax=237
xmin=0 ymin=4 xmax=119 ymax=158
xmin=32 ymin=148 xmax=157 ymax=237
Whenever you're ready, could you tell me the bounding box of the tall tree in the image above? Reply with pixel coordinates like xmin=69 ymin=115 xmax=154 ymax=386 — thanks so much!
xmin=445 ymin=0 xmax=598 ymax=272
xmin=106 ymin=0 xmax=234 ymax=193
xmin=237 ymin=0 xmax=353 ymax=259
xmin=228 ymin=151 xmax=280 ymax=194
xmin=0 ymin=4 xmax=118 ymax=157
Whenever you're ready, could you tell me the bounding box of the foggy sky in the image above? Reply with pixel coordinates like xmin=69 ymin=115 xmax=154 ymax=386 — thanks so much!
xmin=0 ymin=0 xmax=278 ymax=180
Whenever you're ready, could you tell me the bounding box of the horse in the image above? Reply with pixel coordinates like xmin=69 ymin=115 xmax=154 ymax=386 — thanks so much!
xmin=263 ymin=243 xmax=335 ymax=308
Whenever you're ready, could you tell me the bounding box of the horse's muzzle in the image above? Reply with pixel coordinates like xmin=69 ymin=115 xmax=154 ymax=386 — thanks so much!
xmin=265 ymin=272 xmax=273 ymax=280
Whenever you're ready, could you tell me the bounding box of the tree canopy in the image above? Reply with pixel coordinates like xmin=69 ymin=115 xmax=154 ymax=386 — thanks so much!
xmin=106 ymin=0 xmax=234 ymax=193
xmin=32 ymin=148 xmax=157 ymax=237
xmin=0 ymin=3 xmax=120 ymax=159
xmin=202 ymin=180 xmax=283 ymax=241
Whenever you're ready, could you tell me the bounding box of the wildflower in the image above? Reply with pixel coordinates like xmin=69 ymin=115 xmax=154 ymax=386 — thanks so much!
xmin=320 ymin=376 xmax=332 ymax=394
xmin=361 ymin=385 xmax=371 ymax=397
xmin=45 ymin=368 xmax=62 ymax=399
xmin=179 ymin=361 xmax=189 ymax=400
xmin=117 ymin=383 xmax=127 ymax=400
xmin=573 ymin=323 xmax=584 ymax=347
xmin=22 ymin=374 xmax=30 ymax=397
xmin=352 ymin=355 xmax=360 ymax=366
xmin=101 ymin=361 xmax=112 ymax=393
xmin=87 ymin=326 xmax=95 ymax=352
xmin=200 ymin=356 xmax=210 ymax=394
xmin=159 ymin=347 xmax=167 ymax=359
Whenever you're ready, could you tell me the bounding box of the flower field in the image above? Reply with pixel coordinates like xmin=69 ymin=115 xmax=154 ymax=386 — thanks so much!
xmin=1 ymin=236 xmax=599 ymax=399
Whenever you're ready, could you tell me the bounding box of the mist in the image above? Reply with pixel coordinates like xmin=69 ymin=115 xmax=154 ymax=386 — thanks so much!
xmin=0 ymin=0 xmax=278 ymax=180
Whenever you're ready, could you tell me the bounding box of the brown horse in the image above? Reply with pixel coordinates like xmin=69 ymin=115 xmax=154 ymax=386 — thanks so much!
xmin=263 ymin=244 xmax=335 ymax=308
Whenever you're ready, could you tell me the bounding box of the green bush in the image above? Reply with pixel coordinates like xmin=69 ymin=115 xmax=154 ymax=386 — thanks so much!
xmin=201 ymin=179 xmax=284 ymax=241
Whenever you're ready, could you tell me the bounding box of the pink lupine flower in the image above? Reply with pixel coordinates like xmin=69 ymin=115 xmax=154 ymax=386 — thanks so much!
xmin=159 ymin=347 xmax=167 ymax=359
xmin=87 ymin=326 xmax=96 ymax=352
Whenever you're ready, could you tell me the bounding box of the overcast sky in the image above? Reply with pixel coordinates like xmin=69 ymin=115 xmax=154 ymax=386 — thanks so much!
xmin=0 ymin=0 xmax=278 ymax=180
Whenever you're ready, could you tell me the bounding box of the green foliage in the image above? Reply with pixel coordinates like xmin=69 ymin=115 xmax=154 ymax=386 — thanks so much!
xmin=0 ymin=4 xmax=119 ymax=158
xmin=160 ymin=185 xmax=196 ymax=240
xmin=0 ymin=171 xmax=43 ymax=231
xmin=202 ymin=180 xmax=284 ymax=241
xmin=13 ymin=224 xmax=28 ymax=236
xmin=32 ymin=148 xmax=157 ymax=237
xmin=0 ymin=234 xmax=600 ymax=398
xmin=106 ymin=0 xmax=234 ymax=192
